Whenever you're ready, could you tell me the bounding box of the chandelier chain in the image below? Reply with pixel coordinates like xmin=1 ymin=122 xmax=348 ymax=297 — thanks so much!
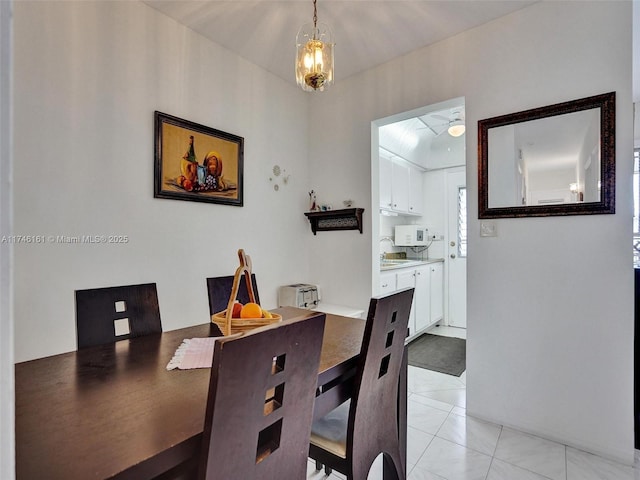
xmin=313 ymin=0 xmax=318 ymax=28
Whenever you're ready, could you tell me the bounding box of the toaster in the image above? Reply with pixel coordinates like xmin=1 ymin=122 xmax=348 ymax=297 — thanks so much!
xmin=278 ymin=284 xmax=320 ymax=309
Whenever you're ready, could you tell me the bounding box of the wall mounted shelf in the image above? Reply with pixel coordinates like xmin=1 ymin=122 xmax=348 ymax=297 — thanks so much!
xmin=304 ymin=208 xmax=364 ymax=235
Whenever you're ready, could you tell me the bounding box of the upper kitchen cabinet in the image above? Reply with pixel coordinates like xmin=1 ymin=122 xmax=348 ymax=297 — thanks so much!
xmin=408 ymin=165 xmax=423 ymax=215
xmin=380 ymin=154 xmax=393 ymax=211
xmin=391 ymin=159 xmax=410 ymax=212
xmin=379 ymin=151 xmax=423 ymax=216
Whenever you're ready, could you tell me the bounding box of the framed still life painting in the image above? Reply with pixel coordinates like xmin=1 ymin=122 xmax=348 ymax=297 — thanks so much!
xmin=154 ymin=111 xmax=244 ymax=206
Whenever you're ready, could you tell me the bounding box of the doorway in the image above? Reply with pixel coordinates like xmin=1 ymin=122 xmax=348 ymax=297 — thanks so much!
xmin=371 ymin=97 xmax=467 ymax=332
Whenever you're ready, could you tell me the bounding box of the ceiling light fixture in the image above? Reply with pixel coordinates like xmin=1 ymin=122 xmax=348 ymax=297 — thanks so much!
xmin=447 ymin=119 xmax=466 ymax=137
xmin=295 ymin=0 xmax=334 ymax=92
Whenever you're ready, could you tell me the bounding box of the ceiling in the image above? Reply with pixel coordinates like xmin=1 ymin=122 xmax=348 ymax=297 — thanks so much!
xmin=143 ymin=0 xmax=539 ymax=87
xmin=142 ymin=1 xmax=637 ymax=162
xmin=380 ymin=104 xmax=465 ymax=151
xmin=515 ymin=109 xmax=598 ymax=173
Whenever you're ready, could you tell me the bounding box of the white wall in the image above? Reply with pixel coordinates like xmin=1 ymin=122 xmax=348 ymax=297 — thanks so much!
xmin=308 ymin=1 xmax=634 ymax=464
xmin=0 ymin=1 xmax=13 ymax=478
xmin=12 ymin=1 xmax=311 ymax=362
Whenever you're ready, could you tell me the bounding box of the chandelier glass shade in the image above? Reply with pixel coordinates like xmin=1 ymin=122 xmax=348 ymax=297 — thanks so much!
xmin=295 ymin=0 xmax=334 ymax=92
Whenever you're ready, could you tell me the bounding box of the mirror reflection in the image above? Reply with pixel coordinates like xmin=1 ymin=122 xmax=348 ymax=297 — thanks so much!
xmin=488 ymin=108 xmax=600 ymax=208
xmin=478 ymin=92 xmax=615 ymax=218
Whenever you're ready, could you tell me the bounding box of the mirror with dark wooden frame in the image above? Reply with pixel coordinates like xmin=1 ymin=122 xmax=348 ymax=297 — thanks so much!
xmin=478 ymin=92 xmax=615 ymax=218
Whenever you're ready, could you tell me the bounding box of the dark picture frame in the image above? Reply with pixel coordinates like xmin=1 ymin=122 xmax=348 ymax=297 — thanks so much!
xmin=478 ymin=92 xmax=615 ymax=218
xmin=154 ymin=112 xmax=244 ymax=206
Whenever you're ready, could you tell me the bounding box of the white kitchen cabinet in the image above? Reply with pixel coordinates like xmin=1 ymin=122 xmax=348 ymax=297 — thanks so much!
xmin=391 ymin=160 xmax=409 ymax=213
xmin=396 ymin=270 xmax=415 ymax=290
xmin=379 ymin=260 xmax=445 ymax=341
xmin=379 ymin=155 xmax=393 ymax=211
xmin=429 ymin=262 xmax=444 ymax=324
xmin=379 ymin=272 xmax=396 ymax=295
xmin=413 ymin=265 xmax=430 ymax=332
xmin=379 ymin=156 xmax=423 ymax=216
xmin=408 ymin=166 xmax=424 ymax=216
xmin=396 ymin=269 xmax=416 ymax=336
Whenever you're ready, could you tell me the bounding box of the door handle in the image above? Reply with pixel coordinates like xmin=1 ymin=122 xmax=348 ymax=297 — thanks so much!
xmin=450 ymin=254 xmax=456 ymax=259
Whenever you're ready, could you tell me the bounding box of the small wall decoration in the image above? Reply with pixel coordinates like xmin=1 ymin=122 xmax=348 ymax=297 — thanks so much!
xmin=269 ymin=164 xmax=290 ymax=192
xmin=154 ymin=111 xmax=244 ymax=206
xmin=308 ymin=190 xmax=317 ymax=211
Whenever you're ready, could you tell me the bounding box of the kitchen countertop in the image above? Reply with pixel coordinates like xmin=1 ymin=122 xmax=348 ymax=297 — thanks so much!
xmin=380 ymin=258 xmax=444 ymax=271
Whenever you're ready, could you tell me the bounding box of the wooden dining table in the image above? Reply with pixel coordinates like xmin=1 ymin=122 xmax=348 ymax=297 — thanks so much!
xmin=15 ymin=307 xmax=407 ymax=480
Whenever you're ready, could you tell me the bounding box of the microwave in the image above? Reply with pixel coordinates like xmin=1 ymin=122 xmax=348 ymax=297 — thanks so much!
xmin=394 ymin=225 xmax=429 ymax=246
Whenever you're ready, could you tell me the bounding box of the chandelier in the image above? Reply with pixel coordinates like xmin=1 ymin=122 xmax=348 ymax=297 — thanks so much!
xmin=295 ymin=0 xmax=334 ymax=92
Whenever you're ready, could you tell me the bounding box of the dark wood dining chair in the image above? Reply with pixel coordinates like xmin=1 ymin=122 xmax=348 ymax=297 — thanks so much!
xmin=309 ymin=288 xmax=414 ymax=480
xmin=75 ymin=283 xmax=162 ymax=349
xmin=206 ymin=273 xmax=260 ymax=314
xmin=197 ymin=312 xmax=326 ymax=480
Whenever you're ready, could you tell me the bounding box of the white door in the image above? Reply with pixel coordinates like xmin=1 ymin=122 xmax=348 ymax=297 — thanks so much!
xmin=446 ymin=168 xmax=467 ymax=328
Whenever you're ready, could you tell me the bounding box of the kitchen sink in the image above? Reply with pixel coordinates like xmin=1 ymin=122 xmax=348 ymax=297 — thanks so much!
xmin=380 ymin=259 xmax=421 ymax=269
xmin=381 ymin=259 xmax=412 ymax=265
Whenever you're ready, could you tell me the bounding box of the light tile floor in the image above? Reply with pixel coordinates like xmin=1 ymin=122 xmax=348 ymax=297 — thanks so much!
xmin=306 ymin=325 xmax=640 ymax=480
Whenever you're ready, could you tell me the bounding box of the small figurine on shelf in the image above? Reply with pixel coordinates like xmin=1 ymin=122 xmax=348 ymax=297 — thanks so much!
xmin=309 ymin=190 xmax=317 ymax=211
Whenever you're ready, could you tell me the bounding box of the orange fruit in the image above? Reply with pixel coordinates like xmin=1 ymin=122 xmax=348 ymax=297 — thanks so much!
xmin=240 ymin=302 xmax=262 ymax=318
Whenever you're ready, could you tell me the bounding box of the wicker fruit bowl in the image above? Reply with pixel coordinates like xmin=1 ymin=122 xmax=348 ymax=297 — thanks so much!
xmin=211 ymin=309 xmax=282 ymax=336
xmin=211 ymin=249 xmax=281 ymax=336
